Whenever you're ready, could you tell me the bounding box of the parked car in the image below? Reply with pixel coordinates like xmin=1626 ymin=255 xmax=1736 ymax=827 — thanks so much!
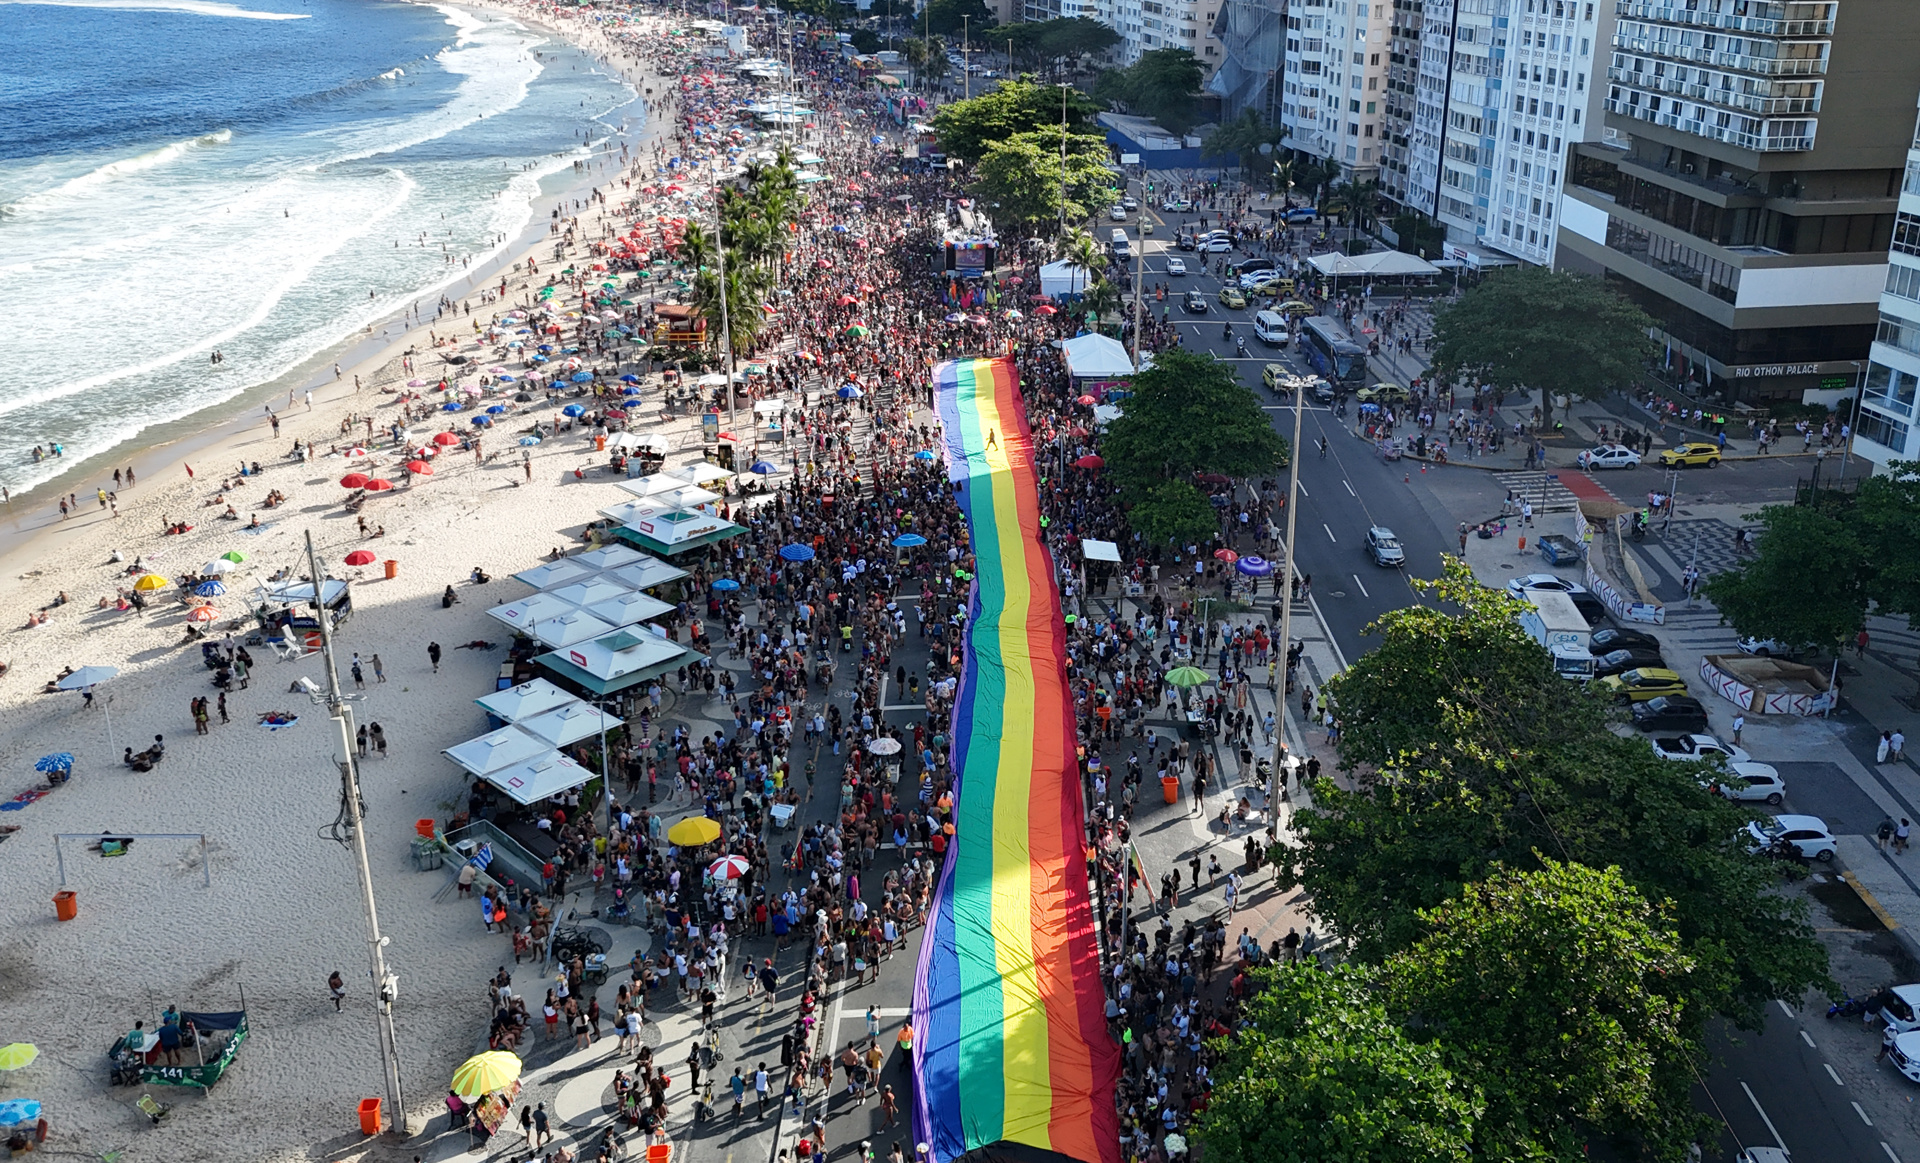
xmin=1365 ymin=526 xmax=1406 ymax=567
xmin=1632 ymin=696 xmax=1709 ymax=732
xmin=1578 ymin=443 xmax=1642 ymax=470
xmin=1162 ymin=198 xmax=1193 ymax=212
xmin=1875 ymin=984 xmax=1920 ymax=1035
xmin=1108 ymin=204 xmax=1129 ymax=220
xmin=1593 ymin=648 xmax=1666 ymax=677
xmin=1273 ymin=299 xmax=1316 ymax=318
xmin=1737 ymin=635 xmax=1803 ymax=658
xmin=1569 ymin=592 xmax=1608 ymax=626
xmin=1658 ymin=441 xmax=1722 ymax=468
xmin=1747 ymin=814 xmax=1837 ymax=862
xmin=1283 ymin=207 xmax=1317 ymax=223
xmin=1592 ymin=627 xmax=1661 ymax=653
xmin=1505 ymin=573 xmax=1586 ymax=598
xmin=1596 ymin=667 xmax=1689 ymax=702
xmin=1883 ymin=1028 xmax=1920 ymax=1084
xmin=1712 ymin=761 xmax=1786 ymax=805
xmin=1356 ymin=382 xmax=1411 ymax=405
xmin=1164 ymin=257 xmax=1187 ymax=276
xmin=1183 ymin=290 xmax=1209 ymax=313
xmin=1651 ymin=733 xmax=1750 ymax=763
xmin=1218 ymin=287 xmax=1247 ymax=309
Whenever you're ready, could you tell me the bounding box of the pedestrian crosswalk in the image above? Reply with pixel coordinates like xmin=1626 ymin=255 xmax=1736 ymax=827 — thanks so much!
xmin=1492 ymin=469 xmax=1582 ymax=513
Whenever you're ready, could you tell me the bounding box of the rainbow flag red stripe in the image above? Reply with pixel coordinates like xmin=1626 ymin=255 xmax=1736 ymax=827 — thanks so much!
xmin=911 ymin=357 xmax=1120 ymax=1163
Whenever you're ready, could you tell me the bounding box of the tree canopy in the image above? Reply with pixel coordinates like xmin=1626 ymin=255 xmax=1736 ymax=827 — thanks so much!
xmin=921 ymin=0 xmax=993 ymax=38
xmin=1198 ymin=963 xmax=1480 ymax=1163
xmin=1093 ymin=48 xmax=1205 ymax=135
xmin=969 ymin=129 xmax=1118 ymax=233
xmin=1429 ymin=267 xmax=1656 ymax=423
xmin=929 ymin=78 xmax=1104 ymax=164
xmin=1202 ymin=110 xmax=1283 ymax=181
xmin=1100 ymin=346 xmax=1289 ymax=512
xmin=1283 ymin=561 xmax=1827 ymax=1028
xmin=981 ymin=18 xmax=1120 ymax=72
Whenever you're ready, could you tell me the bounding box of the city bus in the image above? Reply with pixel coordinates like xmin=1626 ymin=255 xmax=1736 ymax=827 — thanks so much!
xmin=1298 ymin=315 xmax=1368 ymax=394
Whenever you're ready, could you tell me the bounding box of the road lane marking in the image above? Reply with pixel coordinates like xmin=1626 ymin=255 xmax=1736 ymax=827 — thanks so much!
xmin=1826 ymin=1063 xmax=1845 ymax=1086
xmin=1352 ymin=575 xmax=1370 ymax=599
xmin=1741 ymin=1081 xmax=1786 ymax=1148
xmin=1343 ymin=480 xmax=1355 ymax=497
xmin=1296 ymin=481 xmax=1309 ymax=498
xmin=1801 ymin=1030 xmax=1817 ymax=1048
xmin=1854 ymin=1101 xmax=1873 ymax=1126
xmin=1777 ymin=1000 xmax=1796 ymax=1018
xmin=1322 ymin=524 xmax=1336 ymax=542
xmin=1884 ymin=1143 xmax=1901 ymax=1163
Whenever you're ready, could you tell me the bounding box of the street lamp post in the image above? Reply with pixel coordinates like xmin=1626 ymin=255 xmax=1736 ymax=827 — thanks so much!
xmin=1266 ymin=373 xmax=1306 ymax=822
xmin=1837 ymin=359 xmax=1867 ymax=486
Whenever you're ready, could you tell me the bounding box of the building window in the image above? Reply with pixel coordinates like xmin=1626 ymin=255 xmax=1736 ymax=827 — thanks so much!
xmin=1878 ymin=312 xmax=1920 ymax=358
xmin=1896 ymin=212 xmax=1920 ymax=258
xmin=1858 ymin=405 xmax=1914 ymax=452
xmin=1887 ymin=262 xmax=1920 ymax=304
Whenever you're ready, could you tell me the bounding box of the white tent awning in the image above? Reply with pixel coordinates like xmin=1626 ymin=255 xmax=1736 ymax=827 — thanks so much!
xmin=474 ymin=678 xmax=578 ymax=723
xmin=513 ymin=559 xmax=593 ymax=590
xmin=443 ymin=726 xmax=550 ymax=776
xmin=486 ymin=593 xmax=576 ymax=632
xmin=571 ymin=544 xmax=644 ymax=570
xmin=1062 ymin=332 xmax=1144 ymax=379
xmin=530 ymin=611 xmax=618 ymax=649
xmin=1081 ymin=538 xmax=1122 ymax=563
xmin=486 ymin=753 xmax=593 ymax=806
xmin=515 ymin=701 xmax=622 ymax=748
xmin=586 ymin=590 xmax=675 ymax=629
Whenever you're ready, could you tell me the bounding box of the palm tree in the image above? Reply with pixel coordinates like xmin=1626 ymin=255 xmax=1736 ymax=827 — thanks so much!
xmin=1060 ymin=227 xmax=1102 ymax=278
xmin=677 ymin=222 xmax=715 ymax=275
xmin=1083 ymin=278 xmax=1121 ymax=331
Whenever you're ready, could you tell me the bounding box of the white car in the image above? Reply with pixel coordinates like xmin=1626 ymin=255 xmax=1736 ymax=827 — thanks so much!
xmin=1165 ymin=257 xmax=1187 ymax=276
xmin=1202 ymin=238 xmax=1233 ymax=252
xmin=1885 ymin=1027 xmax=1920 ymax=1084
xmin=1651 ymin=733 xmax=1751 ymax=763
xmin=1578 ymin=443 xmax=1642 ymax=470
xmin=1747 ymin=814 xmax=1837 ymax=862
xmin=1711 ymin=761 xmax=1786 ymax=805
xmin=1108 ymin=205 xmax=1128 ymax=220
xmin=1876 ymin=983 xmax=1920 ymax=1035
xmin=1504 ymin=574 xmax=1586 ymax=598
xmin=1121 ymin=196 xmax=1139 ymax=211
xmin=1162 ymin=198 xmax=1192 ymax=212
xmin=1737 ymin=635 xmax=1801 ymax=658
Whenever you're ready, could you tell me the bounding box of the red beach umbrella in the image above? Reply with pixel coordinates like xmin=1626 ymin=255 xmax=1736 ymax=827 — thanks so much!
xmin=344 ymin=550 xmax=378 ymax=566
xmin=406 ymin=460 xmax=433 ymax=474
xmin=363 ymin=479 xmax=395 ymax=492
xmin=339 ymin=473 xmax=370 ymax=489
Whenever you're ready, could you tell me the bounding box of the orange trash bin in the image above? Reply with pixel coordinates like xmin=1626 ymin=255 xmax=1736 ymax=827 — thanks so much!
xmin=1161 ymin=775 xmax=1179 ymax=804
xmin=595 ymin=434 xmax=608 ymax=452
xmin=358 ymin=1097 xmax=383 ymax=1136
xmin=415 ymin=819 xmax=436 ymax=838
xmin=53 ymin=891 xmax=77 ymax=921
xmin=384 ymin=559 xmax=399 ymax=580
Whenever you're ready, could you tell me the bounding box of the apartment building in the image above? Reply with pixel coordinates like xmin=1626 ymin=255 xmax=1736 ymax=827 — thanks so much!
xmin=1853 ymin=97 xmax=1920 ymax=467
xmin=1555 ymin=0 xmax=1920 ymax=405
xmin=1280 ymin=0 xmax=1390 ymax=178
xmin=1207 ymin=0 xmax=1287 ymax=123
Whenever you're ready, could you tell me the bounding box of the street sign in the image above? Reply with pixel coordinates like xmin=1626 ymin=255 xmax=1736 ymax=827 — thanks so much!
xmin=1120 ymin=153 xmax=1141 ymax=165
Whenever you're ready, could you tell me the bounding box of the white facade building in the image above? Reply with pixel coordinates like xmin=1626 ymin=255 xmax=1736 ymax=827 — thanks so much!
xmin=1853 ymin=99 xmax=1920 ymax=468
xmin=1282 ymin=0 xmax=1390 ymax=177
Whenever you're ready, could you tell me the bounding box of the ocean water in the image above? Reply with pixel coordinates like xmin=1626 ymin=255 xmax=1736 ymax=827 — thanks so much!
xmin=0 ymin=0 xmax=639 ymax=493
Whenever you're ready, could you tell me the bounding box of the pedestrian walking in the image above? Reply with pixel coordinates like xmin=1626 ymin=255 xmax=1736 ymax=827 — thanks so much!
xmin=1880 ymin=817 xmax=1896 ymax=851
xmin=1895 ymin=730 xmax=1908 ymax=762
xmin=1878 ymin=731 xmax=1892 ymax=764
xmin=428 ymin=641 xmax=442 ymax=672
xmin=328 ymin=970 xmax=345 ymax=1011
xmin=217 ymin=691 xmax=229 ymax=724
xmin=371 ymin=653 xmax=386 ymax=682
xmin=1730 ymin=713 xmax=1744 ymax=745
xmin=1900 ymin=818 xmax=1913 ymax=854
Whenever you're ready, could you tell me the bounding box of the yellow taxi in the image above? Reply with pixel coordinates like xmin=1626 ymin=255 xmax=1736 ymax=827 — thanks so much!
xmin=1658 ymin=441 xmax=1722 ymax=468
xmin=1218 ymin=286 xmax=1247 ymax=310
xmin=1247 ymin=276 xmax=1294 ymax=298
xmin=1273 ymin=299 xmax=1316 ymax=318
xmin=1261 ymin=363 xmax=1290 ymax=390
xmin=1595 ymin=667 xmax=1689 ymax=702
xmin=1356 ymin=382 xmax=1411 ymax=404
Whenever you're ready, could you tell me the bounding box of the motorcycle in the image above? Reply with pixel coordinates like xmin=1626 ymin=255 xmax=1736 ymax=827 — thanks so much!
xmin=1222 ymin=322 xmax=1232 ymax=341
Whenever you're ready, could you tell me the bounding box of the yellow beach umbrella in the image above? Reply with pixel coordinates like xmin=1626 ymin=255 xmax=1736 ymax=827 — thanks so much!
xmin=0 ymin=1044 xmax=38 ymax=1071
xmin=450 ymin=1050 xmax=522 ymax=1099
xmin=667 ymin=816 xmax=721 ymax=847
xmin=132 ymin=574 xmax=170 ymax=592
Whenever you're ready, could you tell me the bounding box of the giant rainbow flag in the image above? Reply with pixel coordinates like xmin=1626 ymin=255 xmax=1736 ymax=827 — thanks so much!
xmin=911 ymin=357 xmax=1121 ymax=1163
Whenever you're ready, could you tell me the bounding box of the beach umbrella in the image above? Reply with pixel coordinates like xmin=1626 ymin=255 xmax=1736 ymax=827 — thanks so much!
xmin=58 ymin=666 xmax=118 ymax=689
xmin=1213 ymin=549 xmax=1239 ymax=563
xmin=571 ymin=372 xmax=594 ymax=383
xmin=0 ymin=1100 xmax=41 ymax=1128
xmin=1034 ymin=305 xmax=1057 ymax=316
xmin=1076 ymin=394 xmax=1097 ymax=406
xmin=486 ymin=405 xmax=506 ymax=415
xmin=842 ymin=324 xmax=869 ymax=339
xmin=34 ymin=754 xmax=72 ymax=775
xmin=620 ymin=374 xmax=640 ymax=383
xmin=470 ymin=416 xmax=491 ymax=426
xmin=748 ymin=460 xmax=779 ymax=475
xmin=1236 ymin=555 xmax=1274 ymax=577
xmin=562 ymin=405 xmax=586 ymax=417
xmin=0 ymin=1044 xmax=38 ymax=1072
xmin=201 ymin=559 xmax=236 ymax=576
xmin=407 ymin=460 xmax=433 ymax=475
xmin=891 ymin=534 xmax=927 ymax=548
xmin=667 ymin=816 xmax=722 ymax=847
xmin=943 ymin=312 xmax=965 ymax=324
xmin=837 ymin=384 xmax=863 ymax=399
xmin=621 ymin=386 xmax=642 ymax=396
xmin=442 ymin=402 xmax=463 ymax=412
xmin=711 ymin=578 xmax=740 ymax=591
xmin=433 ymin=432 xmax=461 ymax=446
xmin=193 ymin=580 xmax=226 ymax=597
xmin=186 ymin=605 xmax=218 ymax=624
xmin=133 ymin=574 xmax=169 ymax=592
xmin=497 ymin=374 xmax=517 ymax=382
xmin=1165 ymin=665 xmax=1212 ymax=688
xmin=220 ymin=550 xmax=246 ymax=563
xmin=707 ymin=853 xmax=751 ymax=880
xmin=1074 ymin=454 xmax=1104 ymax=469
xmin=364 ymin=479 xmax=395 ymax=492
xmin=342 ymin=447 xmax=370 ymax=459
xmin=913 ymin=450 xmax=936 ymax=461
xmin=518 ymin=436 xmax=542 ymax=447
xmin=778 ymin=543 xmax=815 ymax=562
xmin=344 ymin=550 xmax=378 ymax=566
xmin=340 ymin=473 xmax=371 ymax=489
xmin=451 ymin=1051 xmax=523 ymax=1100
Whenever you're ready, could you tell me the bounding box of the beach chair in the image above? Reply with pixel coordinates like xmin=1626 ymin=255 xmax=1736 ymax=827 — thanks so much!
xmin=135 ymin=1095 xmax=169 ymax=1126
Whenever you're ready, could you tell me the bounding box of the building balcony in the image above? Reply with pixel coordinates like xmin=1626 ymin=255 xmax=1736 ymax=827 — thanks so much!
xmin=1604 ymin=95 xmax=1815 ymax=152
xmin=1612 ymin=34 xmax=1828 ymax=77
xmin=1615 ymin=0 xmax=1835 ymax=39
xmin=1604 ymin=66 xmax=1820 ymax=116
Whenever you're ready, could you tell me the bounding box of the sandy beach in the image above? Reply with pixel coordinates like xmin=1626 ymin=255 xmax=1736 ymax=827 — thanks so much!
xmin=0 ymin=6 xmax=725 ymax=1158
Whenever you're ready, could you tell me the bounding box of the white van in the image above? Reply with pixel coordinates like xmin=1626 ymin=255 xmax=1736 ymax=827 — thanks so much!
xmin=1252 ymin=310 xmax=1288 ymax=346
xmin=1110 ymin=228 xmax=1131 ymax=258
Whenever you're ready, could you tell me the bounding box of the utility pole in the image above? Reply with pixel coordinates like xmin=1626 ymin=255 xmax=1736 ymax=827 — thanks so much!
xmin=1130 ymin=219 xmax=1146 ymax=370
xmin=1058 ymin=82 xmax=1070 ymax=241
xmin=962 ymin=15 xmax=971 ymax=100
xmin=714 ymin=170 xmax=736 ymax=455
xmin=303 ymin=530 xmax=405 ymax=1133
xmin=1266 ymin=382 xmax=1306 ymax=821
xmin=1838 ymin=358 xmax=1866 ymax=487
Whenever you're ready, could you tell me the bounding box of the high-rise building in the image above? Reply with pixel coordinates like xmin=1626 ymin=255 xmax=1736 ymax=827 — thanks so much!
xmin=1280 ymin=0 xmax=1390 ymax=178
xmin=1208 ymin=0 xmax=1289 ymax=124
xmin=1555 ymin=0 xmax=1920 ymax=406
xmin=1853 ymin=96 xmax=1920 ymax=467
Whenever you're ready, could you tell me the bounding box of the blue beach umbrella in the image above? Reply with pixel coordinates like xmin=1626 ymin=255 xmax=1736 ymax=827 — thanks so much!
xmin=622 ymin=386 xmax=642 ymax=396
xmin=836 ymin=384 xmax=863 ymax=399
xmin=749 ymin=460 xmax=778 ymax=474
xmin=711 ymin=578 xmax=741 ymax=591
xmin=518 ymin=436 xmax=542 ymax=446
xmin=891 ymin=533 xmax=927 ymax=548
xmin=193 ymin=580 xmax=226 ymax=597
xmin=471 ymin=416 xmax=491 ymax=426
xmin=0 ymin=1100 xmax=41 ymax=1127
xmin=1235 ymin=555 xmax=1274 ymax=578
xmin=571 ymin=372 xmax=594 ymax=383
xmin=537 ymin=344 xmax=554 ymax=353
xmin=442 ymin=402 xmax=462 ymax=411
xmin=620 ymin=374 xmax=641 ymax=383
xmin=486 ymin=405 xmax=506 ymax=414
xmin=778 ymin=543 xmax=815 ymax=562
xmin=562 ymin=405 xmax=586 ymax=417
xmin=497 ymin=374 xmax=516 ymax=382
xmin=913 ymin=449 xmax=936 ymax=461
xmin=34 ymin=753 xmax=73 ymax=774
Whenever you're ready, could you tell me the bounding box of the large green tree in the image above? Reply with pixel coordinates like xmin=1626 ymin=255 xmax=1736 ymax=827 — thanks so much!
xmin=929 ymin=78 xmax=1103 ymax=164
xmin=1101 ymin=347 xmax=1289 ymax=509
xmin=1093 ymin=48 xmax=1205 ymax=134
xmin=1125 ymin=480 xmax=1219 ymax=548
xmin=1700 ymin=502 xmax=1869 ymax=654
xmin=969 ymin=130 xmax=1118 ymax=234
xmin=922 ymin=0 xmax=992 ymax=38
xmin=1429 ymin=267 xmax=1656 ymax=425
xmin=1203 ymin=110 xmax=1283 ymax=180
xmin=1385 ymin=860 xmax=1706 ymax=1161
xmin=1198 ymin=964 xmax=1481 ymax=1163
xmin=1283 ymin=561 xmax=1827 ymax=1029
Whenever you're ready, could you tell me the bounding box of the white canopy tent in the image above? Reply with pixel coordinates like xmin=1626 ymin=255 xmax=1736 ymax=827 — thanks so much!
xmin=515 ymin=701 xmax=622 ymax=748
xmin=530 ymin=610 xmax=618 ymax=649
xmin=487 ymin=753 xmax=594 ymax=806
xmin=571 ymin=544 xmax=644 ymax=570
xmin=1039 ymin=260 xmax=1093 ymax=299
xmin=512 ymin=559 xmax=593 ymax=590
xmin=474 ymin=678 xmax=578 ymax=723
xmin=672 ymin=462 xmax=734 ymax=485
xmin=443 ymin=726 xmax=551 ymax=777
xmin=549 ymin=627 xmax=685 ymax=685
xmin=1062 ymin=332 xmax=1149 ymax=379
xmin=608 ymin=558 xmax=690 ymax=592
xmin=1080 ymin=538 xmax=1122 ymax=563
xmin=547 ymin=579 xmax=634 ymax=610
xmin=1305 ymin=250 xmax=1441 ymax=278
xmin=586 ymin=590 xmax=675 ymax=628
xmin=486 ymin=593 xmax=576 ymax=633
